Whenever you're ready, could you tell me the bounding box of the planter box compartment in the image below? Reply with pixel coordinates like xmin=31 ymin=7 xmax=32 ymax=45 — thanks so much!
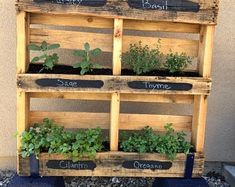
xmin=18 ymin=152 xmax=204 ymax=177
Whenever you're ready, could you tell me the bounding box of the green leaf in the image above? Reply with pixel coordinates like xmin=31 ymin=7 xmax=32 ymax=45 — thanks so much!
xmin=80 ymin=68 xmax=88 ymax=75
xmin=84 ymin=43 xmax=90 ymax=52
xmin=41 ymin=41 xmax=48 ymax=51
xmin=31 ymin=57 xmax=40 ymax=63
xmin=73 ymin=50 xmax=86 ymax=57
xmin=44 ymin=59 xmax=54 ymax=69
xmin=47 ymin=44 xmax=60 ymax=50
xmin=91 ymin=48 xmax=102 ymax=56
xmin=28 ymin=44 xmax=41 ymax=51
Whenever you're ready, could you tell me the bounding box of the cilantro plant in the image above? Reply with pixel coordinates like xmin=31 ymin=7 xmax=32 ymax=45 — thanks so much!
xmin=121 ymin=124 xmax=192 ymax=160
xmin=28 ymin=41 xmax=60 ymax=72
xmin=20 ymin=119 xmax=103 ymax=160
xmin=165 ymin=52 xmax=192 ymax=73
xmin=73 ymin=43 xmax=102 ymax=75
xmin=121 ymin=41 xmax=162 ymax=75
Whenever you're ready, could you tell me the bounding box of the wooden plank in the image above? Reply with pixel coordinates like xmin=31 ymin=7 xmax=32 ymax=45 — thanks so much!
xmin=30 ymin=13 xmax=113 ymax=28
xmin=16 ymin=1 xmax=219 ymax=25
xmin=17 ymin=92 xmax=30 ymax=174
xmin=121 ymin=94 xmax=194 ymax=104
xmin=17 ymin=74 xmax=212 ymax=95
xmin=29 ymin=111 xmax=192 ymax=132
xmin=198 ymin=25 xmax=215 ymax=77
xmin=113 ymin=18 xmax=123 ymax=75
xmin=29 ymin=28 xmax=199 ymax=56
xmin=30 ymin=13 xmax=200 ymax=33
xmin=29 ymin=92 xmax=193 ymax=104
xmin=17 ymin=152 xmax=204 ymax=177
xmin=30 ymin=28 xmax=113 ymax=52
xmin=17 ymin=11 xmax=29 ymax=73
xmin=124 ymin=20 xmax=200 ymax=33
xmin=110 ymin=93 xmax=120 ymax=151
xmin=192 ymin=95 xmax=208 ymax=152
xmin=30 ymin=92 xmax=111 ymax=100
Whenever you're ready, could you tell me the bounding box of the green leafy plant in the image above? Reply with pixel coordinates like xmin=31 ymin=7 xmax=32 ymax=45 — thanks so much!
xmin=121 ymin=124 xmax=192 ymax=160
xmin=20 ymin=119 xmax=103 ymax=161
xmin=165 ymin=51 xmax=192 ymax=73
xmin=28 ymin=41 xmax=60 ymax=72
xmin=122 ymin=41 xmax=162 ymax=75
xmin=73 ymin=43 xmax=102 ymax=75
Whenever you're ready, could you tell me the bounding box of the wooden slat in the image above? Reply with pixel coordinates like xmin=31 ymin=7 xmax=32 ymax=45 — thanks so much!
xmin=16 ymin=1 xmax=219 ymax=25
xmin=29 ymin=28 xmax=199 ymax=56
xmin=30 ymin=28 xmax=113 ymax=52
xmin=30 ymin=13 xmax=113 ymax=28
xmin=192 ymin=95 xmax=208 ymax=152
xmin=17 ymin=11 xmax=29 ymax=73
xmin=18 ymin=152 xmax=204 ymax=177
xmin=30 ymin=13 xmax=200 ymax=33
xmin=29 ymin=111 xmax=192 ymax=132
xmin=29 ymin=92 xmax=193 ymax=104
xmin=198 ymin=25 xmax=215 ymax=77
xmin=17 ymin=74 xmax=212 ymax=95
xmin=124 ymin=20 xmax=200 ymax=33
xmin=29 ymin=92 xmax=111 ymax=100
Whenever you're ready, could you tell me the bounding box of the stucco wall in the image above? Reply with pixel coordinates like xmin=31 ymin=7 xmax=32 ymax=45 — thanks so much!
xmin=0 ymin=0 xmax=234 ymax=169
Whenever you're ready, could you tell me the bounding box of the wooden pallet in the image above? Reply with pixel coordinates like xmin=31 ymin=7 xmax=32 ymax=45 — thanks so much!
xmin=16 ymin=0 xmax=218 ymax=177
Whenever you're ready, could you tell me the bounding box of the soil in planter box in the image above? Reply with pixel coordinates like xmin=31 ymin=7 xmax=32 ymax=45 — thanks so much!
xmin=28 ymin=64 xmax=113 ymax=75
xmin=121 ymin=69 xmax=199 ymax=77
xmin=28 ymin=64 xmax=199 ymax=77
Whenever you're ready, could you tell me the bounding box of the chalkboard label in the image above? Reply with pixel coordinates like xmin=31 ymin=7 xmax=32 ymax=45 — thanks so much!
xmin=128 ymin=81 xmax=192 ymax=91
xmin=128 ymin=0 xmax=200 ymax=12
xmin=46 ymin=160 xmax=96 ymax=170
xmin=34 ymin=0 xmax=107 ymax=6
xmin=122 ymin=160 xmax=172 ymax=170
xmin=36 ymin=78 xmax=104 ymax=88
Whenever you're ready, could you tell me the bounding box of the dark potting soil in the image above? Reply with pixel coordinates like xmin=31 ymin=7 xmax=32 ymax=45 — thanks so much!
xmin=28 ymin=64 xmax=199 ymax=77
xmin=28 ymin=64 xmax=113 ymax=75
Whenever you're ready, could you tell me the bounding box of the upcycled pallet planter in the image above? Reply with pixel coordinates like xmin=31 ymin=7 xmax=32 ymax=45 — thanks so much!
xmin=16 ymin=0 xmax=218 ymax=177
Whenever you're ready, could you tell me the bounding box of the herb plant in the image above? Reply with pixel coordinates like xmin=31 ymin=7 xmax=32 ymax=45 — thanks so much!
xmin=165 ymin=52 xmax=192 ymax=73
xmin=20 ymin=118 xmax=103 ymax=161
xmin=122 ymin=41 xmax=162 ymax=75
xmin=28 ymin=41 xmax=60 ymax=72
xmin=121 ymin=124 xmax=192 ymax=160
xmin=73 ymin=43 xmax=102 ymax=75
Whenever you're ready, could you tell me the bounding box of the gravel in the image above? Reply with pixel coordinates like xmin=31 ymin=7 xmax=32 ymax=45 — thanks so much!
xmin=64 ymin=177 xmax=154 ymax=187
xmin=0 ymin=170 xmax=15 ymax=187
xmin=0 ymin=170 xmax=231 ymax=187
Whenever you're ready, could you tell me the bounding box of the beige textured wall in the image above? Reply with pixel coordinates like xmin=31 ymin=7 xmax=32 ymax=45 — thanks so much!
xmin=0 ymin=0 xmax=234 ymax=169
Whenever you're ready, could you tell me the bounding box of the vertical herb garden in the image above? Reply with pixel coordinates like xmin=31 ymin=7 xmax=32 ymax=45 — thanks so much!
xmin=16 ymin=0 xmax=219 ymax=177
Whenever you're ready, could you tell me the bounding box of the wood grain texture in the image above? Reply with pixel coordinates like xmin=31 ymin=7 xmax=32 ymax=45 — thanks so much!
xmin=29 ymin=92 xmax=193 ymax=104
xmin=29 ymin=28 xmax=199 ymax=56
xmin=192 ymin=95 xmax=208 ymax=152
xmin=18 ymin=152 xmax=204 ymax=177
xmin=17 ymin=74 xmax=212 ymax=95
xmin=16 ymin=0 xmax=219 ymax=24
xmin=30 ymin=13 xmax=200 ymax=33
xmin=29 ymin=111 xmax=192 ymax=132
xmin=198 ymin=25 xmax=215 ymax=77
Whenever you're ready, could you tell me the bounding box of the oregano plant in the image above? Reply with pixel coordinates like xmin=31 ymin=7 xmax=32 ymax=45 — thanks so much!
xmin=73 ymin=42 xmax=102 ymax=75
xmin=28 ymin=41 xmax=60 ymax=73
xmin=164 ymin=51 xmax=192 ymax=73
xmin=121 ymin=124 xmax=192 ymax=160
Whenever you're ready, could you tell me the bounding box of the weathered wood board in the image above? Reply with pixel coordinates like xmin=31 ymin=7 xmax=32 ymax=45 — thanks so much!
xmin=16 ymin=0 xmax=219 ymax=24
xmin=18 ymin=152 xmax=204 ymax=177
xmin=17 ymin=74 xmax=212 ymax=95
